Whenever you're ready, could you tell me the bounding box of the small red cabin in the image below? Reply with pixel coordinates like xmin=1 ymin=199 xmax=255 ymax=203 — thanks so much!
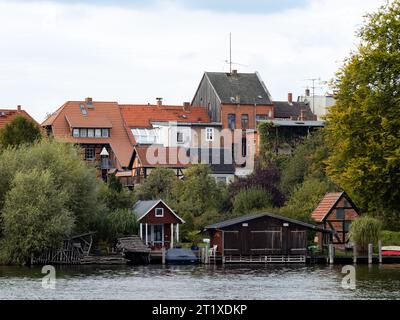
xmin=133 ymin=200 xmax=184 ymax=251
xmin=311 ymin=192 xmax=360 ymax=249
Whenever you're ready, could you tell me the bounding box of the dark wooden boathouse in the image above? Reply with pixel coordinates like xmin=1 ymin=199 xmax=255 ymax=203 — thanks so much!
xmin=204 ymin=212 xmax=331 ymax=263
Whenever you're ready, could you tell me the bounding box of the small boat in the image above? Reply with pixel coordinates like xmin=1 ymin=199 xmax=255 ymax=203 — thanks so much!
xmin=166 ymin=248 xmax=198 ymax=264
xmin=381 ymin=246 xmax=400 ymax=256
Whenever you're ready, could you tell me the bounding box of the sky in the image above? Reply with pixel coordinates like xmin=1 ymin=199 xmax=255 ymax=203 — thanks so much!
xmin=0 ymin=0 xmax=385 ymax=122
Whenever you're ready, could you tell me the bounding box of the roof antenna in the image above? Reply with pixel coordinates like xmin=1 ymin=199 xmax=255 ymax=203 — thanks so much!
xmin=229 ymin=32 xmax=232 ymax=74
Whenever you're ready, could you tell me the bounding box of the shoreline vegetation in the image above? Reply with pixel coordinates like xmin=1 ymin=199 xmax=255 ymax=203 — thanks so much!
xmin=1 ymin=1 xmax=400 ymax=265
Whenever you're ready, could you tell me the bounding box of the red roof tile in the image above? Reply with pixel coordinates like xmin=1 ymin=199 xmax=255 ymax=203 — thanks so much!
xmin=0 ymin=108 xmax=39 ymax=130
xmin=41 ymin=101 xmax=135 ymax=169
xmin=65 ymin=115 xmax=113 ymax=128
xmin=120 ymin=104 xmax=210 ymax=127
xmin=134 ymin=145 xmax=191 ymax=168
xmin=311 ymin=192 xmax=343 ymax=222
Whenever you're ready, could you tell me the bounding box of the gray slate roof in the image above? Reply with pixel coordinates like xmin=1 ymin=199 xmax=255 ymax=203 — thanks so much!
xmin=188 ymin=148 xmax=235 ymax=174
xmin=204 ymin=212 xmax=329 ymax=232
xmin=273 ymin=101 xmax=315 ymax=120
xmin=133 ymin=200 xmax=161 ymax=219
xmin=205 ymin=72 xmax=272 ymax=105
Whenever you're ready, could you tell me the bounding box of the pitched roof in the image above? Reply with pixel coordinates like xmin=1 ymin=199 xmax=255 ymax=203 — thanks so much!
xmin=273 ymin=101 xmax=316 ymax=120
xmin=311 ymin=192 xmax=344 ymax=222
xmin=204 ymin=212 xmax=327 ymax=232
xmin=133 ymin=146 xmax=235 ymax=174
xmin=133 ymin=199 xmax=184 ymax=223
xmin=202 ymin=72 xmax=273 ymax=105
xmin=120 ymin=104 xmax=210 ymax=128
xmin=41 ymin=101 xmax=135 ymax=169
xmin=0 ymin=108 xmax=39 ymax=129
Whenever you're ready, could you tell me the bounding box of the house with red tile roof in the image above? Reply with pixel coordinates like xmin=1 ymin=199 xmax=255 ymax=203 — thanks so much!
xmin=42 ymin=98 xmax=135 ymax=180
xmin=0 ymin=105 xmax=39 ymax=130
xmin=311 ymin=192 xmax=360 ymax=249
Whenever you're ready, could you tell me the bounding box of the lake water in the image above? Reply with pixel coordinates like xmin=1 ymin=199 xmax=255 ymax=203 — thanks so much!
xmin=0 ymin=264 xmax=399 ymax=300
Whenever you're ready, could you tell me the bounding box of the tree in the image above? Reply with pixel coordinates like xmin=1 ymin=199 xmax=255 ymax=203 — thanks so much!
xmin=0 ymin=115 xmax=42 ymax=148
xmin=279 ymin=178 xmax=336 ymax=223
xmin=229 ymin=165 xmax=285 ymax=207
xmin=101 ymin=174 xmax=136 ymax=212
xmin=0 ymin=170 xmax=74 ymax=264
xmin=325 ymin=1 xmax=400 ymax=229
xmin=349 ymin=216 xmax=382 ymax=253
xmin=233 ymin=187 xmax=273 ymax=215
xmin=136 ymin=167 xmax=176 ymax=200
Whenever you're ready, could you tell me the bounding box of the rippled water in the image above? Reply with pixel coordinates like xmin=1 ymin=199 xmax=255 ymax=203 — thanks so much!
xmin=0 ymin=264 xmax=399 ymax=300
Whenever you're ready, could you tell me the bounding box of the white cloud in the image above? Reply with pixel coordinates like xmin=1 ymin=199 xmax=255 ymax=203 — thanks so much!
xmin=0 ymin=0 xmax=384 ymax=122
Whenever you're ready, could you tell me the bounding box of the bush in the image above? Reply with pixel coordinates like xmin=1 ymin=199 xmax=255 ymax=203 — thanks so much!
xmin=136 ymin=167 xmax=176 ymax=200
xmin=380 ymin=230 xmax=400 ymax=246
xmin=349 ymin=216 xmax=382 ymax=253
xmin=233 ymin=187 xmax=273 ymax=215
xmin=0 ymin=170 xmax=74 ymax=264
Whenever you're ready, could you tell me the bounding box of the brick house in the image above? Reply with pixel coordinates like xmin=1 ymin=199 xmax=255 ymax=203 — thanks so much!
xmin=0 ymin=105 xmax=39 ymax=130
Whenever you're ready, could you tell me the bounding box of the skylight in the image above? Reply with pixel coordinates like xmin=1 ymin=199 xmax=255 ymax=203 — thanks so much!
xmin=80 ymin=104 xmax=87 ymax=115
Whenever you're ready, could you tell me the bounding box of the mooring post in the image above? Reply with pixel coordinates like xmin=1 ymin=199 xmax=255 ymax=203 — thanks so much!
xmin=162 ymin=247 xmax=166 ymax=265
xmin=329 ymin=244 xmax=334 ymax=264
xmin=353 ymin=243 xmax=357 ymax=264
xmin=378 ymin=240 xmax=382 ymax=264
xmin=200 ymin=248 xmax=205 ymax=264
xmin=222 ymin=255 xmax=225 ymax=265
xmin=368 ymin=243 xmax=373 ymax=264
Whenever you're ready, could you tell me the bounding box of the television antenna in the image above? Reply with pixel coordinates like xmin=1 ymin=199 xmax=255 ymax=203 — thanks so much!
xmin=303 ymin=77 xmax=327 ymax=114
xmin=224 ymin=33 xmax=249 ymax=72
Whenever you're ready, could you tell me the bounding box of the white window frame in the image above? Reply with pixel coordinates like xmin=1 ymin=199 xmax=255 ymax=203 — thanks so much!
xmin=95 ymin=128 xmax=102 ymax=138
xmin=72 ymin=128 xmax=80 ymax=137
xmin=87 ymin=128 xmax=94 ymax=138
xmin=206 ymin=127 xmax=214 ymax=142
xmin=155 ymin=208 xmax=164 ymax=217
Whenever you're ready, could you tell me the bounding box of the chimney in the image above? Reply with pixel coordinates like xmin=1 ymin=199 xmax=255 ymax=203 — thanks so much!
xmin=300 ymin=109 xmax=306 ymax=121
xmin=17 ymin=105 xmax=22 ymax=112
xmin=288 ymin=93 xmax=293 ymax=103
xmin=305 ymin=88 xmax=310 ymax=97
xmin=156 ymin=97 xmax=163 ymax=107
xmin=235 ymin=95 xmax=241 ymax=104
xmin=183 ymin=102 xmax=190 ymax=112
xmin=231 ymin=69 xmax=238 ymax=76
xmin=85 ymin=97 xmax=92 ymax=104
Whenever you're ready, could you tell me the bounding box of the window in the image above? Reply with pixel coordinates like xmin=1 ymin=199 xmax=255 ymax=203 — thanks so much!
xmin=228 ymin=114 xmax=236 ymax=130
xmin=72 ymin=128 xmax=79 ymax=137
xmin=131 ymin=128 xmax=159 ymax=144
xmin=95 ymin=128 xmax=101 ymax=138
xmin=85 ymin=147 xmax=95 ymax=160
xmin=80 ymin=128 xmax=87 ymax=138
xmin=206 ymin=128 xmax=214 ymax=141
xmin=345 ymin=221 xmax=352 ymax=232
xmin=80 ymin=104 xmax=87 ymax=116
xmin=177 ymin=132 xmax=184 ymax=143
xmin=242 ymin=138 xmax=247 ymax=157
xmin=155 ymin=208 xmax=164 ymax=217
xmin=87 ymin=129 xmax=94 ymax=138
xmin=102 ymin=128 xmax=109 ymax=138
xmin=241 ymin=114 xmax=249 ymax=129
xmin=336 ymin=208 xmax=345 ymax=219
xmin=256 ymin=114 xmax=268 ymax=123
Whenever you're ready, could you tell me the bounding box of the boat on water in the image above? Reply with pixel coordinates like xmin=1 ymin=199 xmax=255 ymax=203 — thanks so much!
xmin=166 ymin=248 xmax=199 ymax=264
xmin=381 ymin=246 xmax=400 ymax=256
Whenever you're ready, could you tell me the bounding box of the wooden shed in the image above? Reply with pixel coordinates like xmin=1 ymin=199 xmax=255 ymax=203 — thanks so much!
xmin=311 ymin=192 xmax=360 ymax=249
xmin=204 ymin=212 xmax=330 ymax=263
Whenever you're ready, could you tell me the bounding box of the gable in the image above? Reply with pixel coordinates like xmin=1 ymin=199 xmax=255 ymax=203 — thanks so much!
xmin=134 ymin=200 xmax=184 ymax=224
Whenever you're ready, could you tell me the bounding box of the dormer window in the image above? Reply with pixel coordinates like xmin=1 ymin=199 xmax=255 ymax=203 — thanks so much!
xmin=72 ymin=128 xmax=110 ymax=138
xmin=73 ymin=128 xmax=79 ymax=137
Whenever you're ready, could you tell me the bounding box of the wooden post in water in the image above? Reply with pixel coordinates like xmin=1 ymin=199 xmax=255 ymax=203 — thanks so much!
xmin=162 ymin=247 xmax=166 ymax=265
xmin=368 ymin=243 xmax=373 ymax=264
xmin=378 ymin=240 xmax=382 ymax=264
xmin=329 ymin=244 xmax=334 ymax=264
xmin=353 ymin=243 xmax=357 ymax=264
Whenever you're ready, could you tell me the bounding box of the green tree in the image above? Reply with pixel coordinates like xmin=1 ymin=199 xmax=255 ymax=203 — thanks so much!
xmin=136 ymin=167 xmax=176 ymax=200
xmin=279 ymin=178 xmax=336 ymax=223
xmin=0 ymin=170 xmax=74 ymax=264
xmin=325 ymin=1 xmax=400 ymax=229
xmin=233 ymin=187 xmax=273 ymax=215
xmin=101 ymin=174 xmax=136 ymax=212
xmin=349 ymin=216 xmax=382 ymax=253
xmin=0 ymin=115 xmax=42 ymax=148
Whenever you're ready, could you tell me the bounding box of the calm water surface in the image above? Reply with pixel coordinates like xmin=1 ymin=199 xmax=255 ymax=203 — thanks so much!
xmin=0 ymin=264 xmax=399 ymax=300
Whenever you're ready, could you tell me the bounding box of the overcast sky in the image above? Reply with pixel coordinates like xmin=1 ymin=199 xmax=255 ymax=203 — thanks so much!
xmin=0 ymin=0 xmax=384 ymax=122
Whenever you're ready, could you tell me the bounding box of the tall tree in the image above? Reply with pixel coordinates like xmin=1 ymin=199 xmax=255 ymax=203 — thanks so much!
xmin=0 ymin=115 xmax=42 ymax=148
xmin=325 ymin=1 xmax=400 ymax=229
xmin=136 ymin=167 xmax=176 ymax=200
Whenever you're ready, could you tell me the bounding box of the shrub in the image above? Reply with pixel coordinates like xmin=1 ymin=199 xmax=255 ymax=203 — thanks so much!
xmin=380 ymin=230 xmax=400 ymax=246
xmin=349 ymin=216 xmax=382 ymax=253
xmin=233 ymin=187 xmax=273 ymax=215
